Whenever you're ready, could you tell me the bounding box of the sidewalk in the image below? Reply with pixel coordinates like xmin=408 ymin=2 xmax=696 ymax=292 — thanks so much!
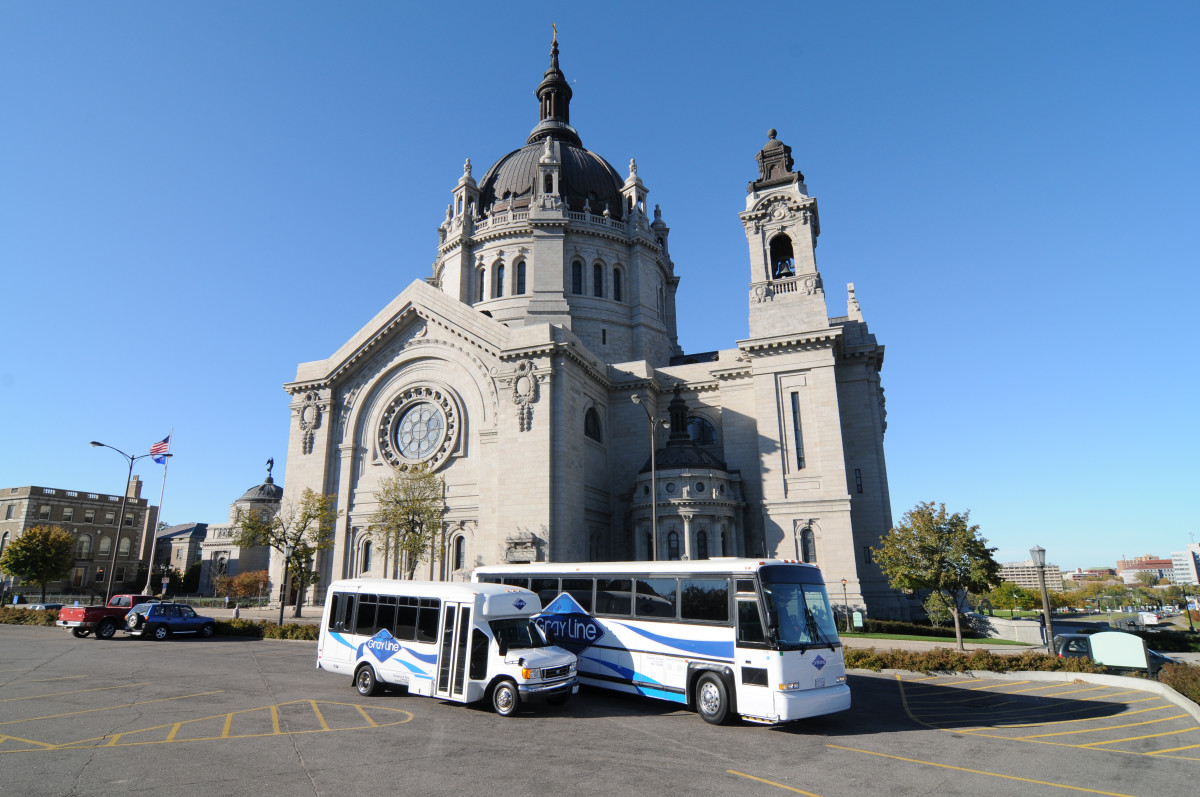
xmin=213 ymin=604 xmax=321 ymax=625
xmin=841 ymin=635 xmax=1040 ymax=654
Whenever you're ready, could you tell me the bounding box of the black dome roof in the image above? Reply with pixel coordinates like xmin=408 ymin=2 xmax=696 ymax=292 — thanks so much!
xmin=640 ymin=443 xmax=729 ymax=474
xmin=238 ymin=476 xmax=282 ymax=504
xmin=479 ymin=143 xmax=625 ymax=219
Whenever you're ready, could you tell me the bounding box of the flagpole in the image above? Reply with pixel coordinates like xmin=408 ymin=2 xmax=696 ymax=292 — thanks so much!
xmin=143 ymin=428 xmax=173 ymax=596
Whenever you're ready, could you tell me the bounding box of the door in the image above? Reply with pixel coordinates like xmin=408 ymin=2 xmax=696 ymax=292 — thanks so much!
xmin=435 ymin=602 xmax=472 ymax=700
xmin=734 ymin=597 xmax=774 ymax=718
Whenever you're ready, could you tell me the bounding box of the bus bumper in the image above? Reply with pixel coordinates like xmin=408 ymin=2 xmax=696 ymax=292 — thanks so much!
xmin=773 ymin=683 xmax=851 ymax=722
xmin=518 ymin=677 xmax=578 ymax=701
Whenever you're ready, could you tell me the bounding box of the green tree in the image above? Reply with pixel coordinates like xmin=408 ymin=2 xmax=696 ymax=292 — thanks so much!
xmin=368 ymin=465 xmax=445 ymax=580
xmin=0 ymin=525 xmax=75 ymax=601
xmin=923 ymin=591 xmax=954 ymax=627
xmin=1135 ymin=570 xmax=1158 ymax=588
xmin=232 ymin=488 xmax=340 ymax=617
xmin=871 ymin=502 xmax=1001 ymax=650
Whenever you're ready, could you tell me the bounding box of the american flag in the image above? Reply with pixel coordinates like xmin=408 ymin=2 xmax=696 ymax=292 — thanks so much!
xmin=150 ymin=435 xmax=170 ymax=463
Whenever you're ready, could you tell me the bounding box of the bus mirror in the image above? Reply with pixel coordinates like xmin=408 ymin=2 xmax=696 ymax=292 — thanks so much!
xmin=498 ymin=638 xmax=508 ymax=657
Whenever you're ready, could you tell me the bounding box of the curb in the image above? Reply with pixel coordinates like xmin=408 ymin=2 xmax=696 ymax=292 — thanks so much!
xmin=850 ymin=667 xmax=1200 ymax=725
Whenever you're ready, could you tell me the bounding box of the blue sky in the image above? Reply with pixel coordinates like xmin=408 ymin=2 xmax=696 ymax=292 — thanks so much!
xmin=2 ymin=2 xmax=1196 ymax=571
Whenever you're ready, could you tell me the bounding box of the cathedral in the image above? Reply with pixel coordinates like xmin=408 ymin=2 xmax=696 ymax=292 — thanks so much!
xmin=277 ymin=38 xmax=904 ymax=618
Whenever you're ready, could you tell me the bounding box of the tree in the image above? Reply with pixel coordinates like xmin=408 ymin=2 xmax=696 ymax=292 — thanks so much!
xmin=923 ymin=591 xmax=954 ymax=627
xmin=871 ymin=502 xmax=1001 ymax=650
xmin=232 ymin=488 xmax=341 ymax=617
xmin=1135 ymin=570 xmax=1158 ymax=588
xmin=0 ymin=525 xmax=75 ymax=601
xmin=213 ymin=569 xmax=270 ymax=600
xmin=368 ymin=465 xmax=445 ymax=580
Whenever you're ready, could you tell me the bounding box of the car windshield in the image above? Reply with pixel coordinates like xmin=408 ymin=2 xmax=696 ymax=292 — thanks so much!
xmin=759 ymin=577 xmax=840 ymax=650
xmin=490 ymin=617 xmax=547 ymax=650
xmin=129 ymin=604 xmax=153 ymax=614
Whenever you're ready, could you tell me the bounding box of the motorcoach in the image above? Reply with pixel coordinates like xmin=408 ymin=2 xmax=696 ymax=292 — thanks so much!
xmin=317 ymin=579 xmax=578 ymax=716
xmin=473 ymin=559 xmax=850 ymax=725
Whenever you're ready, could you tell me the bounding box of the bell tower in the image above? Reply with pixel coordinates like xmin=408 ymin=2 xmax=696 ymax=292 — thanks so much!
xmin=740 ymin=130 xmax=828 ymax=337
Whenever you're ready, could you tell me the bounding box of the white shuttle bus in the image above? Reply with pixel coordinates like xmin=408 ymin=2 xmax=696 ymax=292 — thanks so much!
xmin=473 ymin=559 xmax=850 ymax=725
xmin=317 ymin=579 xmax=578 ymax=716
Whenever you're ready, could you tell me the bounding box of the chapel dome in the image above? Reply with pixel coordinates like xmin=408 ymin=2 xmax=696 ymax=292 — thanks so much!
xmin=237 ymin=474 xmax=283 ymax=504
xmin=478 ymin=143 xmax=625 ymax=219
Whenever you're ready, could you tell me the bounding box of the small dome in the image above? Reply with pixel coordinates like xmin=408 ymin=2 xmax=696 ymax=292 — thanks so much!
xmin=238 ymin=475 xmax=283 ymax=504
xmin=478 ymin=142 xmax=625 ymax=219
xmin=641 ymin=443 xmax=729 ymax=473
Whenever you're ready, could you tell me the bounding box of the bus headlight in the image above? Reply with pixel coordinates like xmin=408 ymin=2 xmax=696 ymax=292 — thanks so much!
xmin=521 ymin=667 xmax=540 ymax=680
xmin=778 ymin=682 xmax=800 ymax=692
xmin=836 ymin=675 xmax=847 ymax=684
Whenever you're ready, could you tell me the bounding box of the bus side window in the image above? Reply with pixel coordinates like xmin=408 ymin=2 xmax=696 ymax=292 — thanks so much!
xmin=469 ymin=629 xmax=489 ymax=680
xmin=681 ymin=578 xmax=730 ymax=622
xmin=327 ymin=593 xmax=341 ymax=630
xmin=416 ymin=598 xmax=440 ymax=643
xmin=343 ymin=594 xmax=357 ymax=632
xmin=356 ymin=594 xmax=378 ymax=635
xmin=596 ymin=579 xmax=632 ymax=615
xmin=531 ymin=578 xmax=559 ymax=606
xmin=395 ymin=597 xmax=418 ymax=640
xmin=737 ymin=599 xmax=766 ymax=644
xmin=376 ymin=595 xmax=397 ymax=634
xmin=636 ymin=578 xmax=679 ymax=619
xmin=478 ymin=576 xmax=502 ymax=584
xmin=562 ymin=578 xmax=594 ymax=613
xmin=502 ymin=577 xmax=529 ymax=589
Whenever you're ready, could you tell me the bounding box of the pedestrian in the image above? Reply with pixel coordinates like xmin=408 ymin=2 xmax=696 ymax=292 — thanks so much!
xmin=224 ymin=595 xmax=229 ymax=609
xmin=232 ymin=603 xmax=240 ymax=620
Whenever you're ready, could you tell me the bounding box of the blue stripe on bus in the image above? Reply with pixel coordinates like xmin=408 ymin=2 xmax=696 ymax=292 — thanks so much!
xmin=607 ymin=622 xmax=735 ymax=659
xmin=331 ymin=631 xmax=437 ymax=675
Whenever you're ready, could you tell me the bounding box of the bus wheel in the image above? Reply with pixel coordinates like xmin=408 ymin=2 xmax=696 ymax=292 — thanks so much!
xmin=491 ymin=679 xmax=520 ymax=716
xmin=695 ymin=673 xmax=731 ymax=725
xmin=355 ymin=665 xmax=380 ymax=697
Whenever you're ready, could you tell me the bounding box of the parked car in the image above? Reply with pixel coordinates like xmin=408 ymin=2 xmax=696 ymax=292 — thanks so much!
xmin=1053 ymin=632 xmax=1178 ymax=679
xmin=125 ymin=603 xmax=216 ymax=640
xmin=28 ymin=603 xmax=64 ymax=612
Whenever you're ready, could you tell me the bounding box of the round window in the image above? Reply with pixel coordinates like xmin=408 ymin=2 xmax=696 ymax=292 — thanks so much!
xmin=395 ymin=401 xmax=446 ymax=460
xmin=695 ymin=482 xmax=705 ymax=494
xmin=665 ymin=482 xmax=677 ymax=494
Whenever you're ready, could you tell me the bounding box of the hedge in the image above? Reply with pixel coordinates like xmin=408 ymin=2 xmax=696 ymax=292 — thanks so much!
xmin=844 ymin=646 xmax=1107 ymax=674
xmin=0 ymin=607 xmax=60 ymax=626
xmin=1159 ymin=663 xmax=1200 ymax=706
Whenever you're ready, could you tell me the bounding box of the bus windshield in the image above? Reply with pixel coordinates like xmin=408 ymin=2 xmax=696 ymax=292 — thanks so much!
xmin=490 ymin=617 xmax=548 ymax=650
xmin=759 ymin=574 xmax=840 ymax=650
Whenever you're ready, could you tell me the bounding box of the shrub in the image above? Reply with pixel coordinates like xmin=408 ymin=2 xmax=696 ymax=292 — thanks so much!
xmin=211 ymin=619 xmax=319 ymax=641
xmin=0 ymin=607 xmax=60 ymax=627
xmin=1121 ymin=628 xmax=1200 ymax=654
xmin=1159 ymin=663 xmax=1200 ymax=706
xmin=860 ymin=619 xmax=961 ymax=639
xmin=844 ymin=646 xmax=1106 ymax=674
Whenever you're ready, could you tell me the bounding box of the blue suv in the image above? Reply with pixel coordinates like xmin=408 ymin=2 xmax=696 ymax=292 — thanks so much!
xmin=125 ymin=603 xmax=216 ymax=640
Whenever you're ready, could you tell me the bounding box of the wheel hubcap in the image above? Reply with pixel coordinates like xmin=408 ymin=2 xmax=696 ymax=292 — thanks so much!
xmin=700 ymin=682 xmax=720 ymax=714
xmin=496 ymin=688 xmax=514 ymax=711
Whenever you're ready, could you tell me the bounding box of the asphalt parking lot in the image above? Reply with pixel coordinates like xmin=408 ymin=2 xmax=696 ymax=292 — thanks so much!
xmin=1 ymin=625 xmax=1196 ymax=797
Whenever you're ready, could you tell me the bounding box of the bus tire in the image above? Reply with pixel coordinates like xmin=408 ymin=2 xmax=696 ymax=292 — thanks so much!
xmin=491 ymin=679 xmax=520 ymax=717
xmin=695 ymin=672 xmax=732 ymax=725
xmin=355 ymin=665 xmax=380 ymax=697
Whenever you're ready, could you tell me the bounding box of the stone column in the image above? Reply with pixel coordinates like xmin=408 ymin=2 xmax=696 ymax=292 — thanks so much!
xmin=681 ymin=513 xmax=693 ymax=561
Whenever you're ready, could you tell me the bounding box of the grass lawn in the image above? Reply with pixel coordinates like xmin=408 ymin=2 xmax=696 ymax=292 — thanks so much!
xmin=841 ymin=632 xmax=1033 ymax=646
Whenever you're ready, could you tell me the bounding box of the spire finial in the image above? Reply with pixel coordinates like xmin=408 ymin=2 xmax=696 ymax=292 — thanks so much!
xmin=552 ymin=23 xmax=557 ymax=45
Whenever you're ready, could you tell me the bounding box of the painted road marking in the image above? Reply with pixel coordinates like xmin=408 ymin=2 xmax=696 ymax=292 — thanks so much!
xmin=727 ymin=770 xmax=822 ymax=796
xmin=0 ymin=691 xmax=224 ymax=727
xmin=0 ymin=682 xmax=149 ymax=702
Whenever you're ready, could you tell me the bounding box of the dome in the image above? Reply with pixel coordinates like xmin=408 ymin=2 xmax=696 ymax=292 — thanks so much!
xmin=478 ymin=142 xmax=625 ymax=220
xmin=237 ymin=475 xmax=283 ymax=504
xmin=641 ymin=443 xmax=729 ymax=473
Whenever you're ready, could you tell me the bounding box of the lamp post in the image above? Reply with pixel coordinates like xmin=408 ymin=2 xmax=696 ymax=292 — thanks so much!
xmin=1030 ymin=545 xmax=1056 ymax=651
xmin=841 ymin=578 xmax=849 ymax=632
xmin=1183 ymin=585 xmax=1196 ymax=634
xmin=278 ymin=543 xmax=293 ymax=626
xmin=630 ymin=393 xmax=668 ymax=561
xmin=89 ymin=442 xmax=170 ymax=604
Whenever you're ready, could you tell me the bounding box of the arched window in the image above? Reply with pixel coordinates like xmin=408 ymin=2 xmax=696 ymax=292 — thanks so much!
xmin=697 ymin=530 xmax=709 ymax=560
xmin=516 ymin=260 xmax=526 ymax=294
xmin=667 ymin=530 xmax=680 ymax=561
xmin=613 ymin=268 xmax=622 ymax=302
xmin=117 ymin=536 xmax=131 ymax=556
xmin=801 ymin=527 xmax=817 ymax=564
xmin=0 ymin=531 xmax=7 ymax=556
xmin=98 ymin=536 xmax=112 ymax=556
xmin=76 ymin=533 xmax=91 ymax=558
xmin=770 ymin=234 xmax=795 ymax=278
xmin=477 ymin=268 xmax=486 ymax=303
xmin=584 ymin=408 xmax=602 ymax=442
xmin=453 ymin=536 xmax=465 ymax=571
xmin=687 ymin=416 xmax=717 ymax=445
xmin=361 ymin=540 xmax=372 ymax=575
xmin=571 ymin=260 xmax=583 ymax=294
xmin=544 ymin=173 xmax=553 ymax=194
xmin=494 ymin=263 xmax=505 ymax=298
xmin=593 ymin=264 xmax=603 ymax=297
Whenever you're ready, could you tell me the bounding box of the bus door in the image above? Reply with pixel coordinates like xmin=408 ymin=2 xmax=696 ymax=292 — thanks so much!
xmin=734 ymin=596 xmax=774 ymax=717
xmin=321 ymin=591 xmax=357 ymax=672
xmin=435 ymin=601 xmax=473 ymax=700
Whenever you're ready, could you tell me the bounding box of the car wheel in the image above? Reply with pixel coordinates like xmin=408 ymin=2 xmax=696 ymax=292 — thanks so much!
xmin=491 ymin=679 xmax=520 ymax=717
xmin=695 ymin=672 xmax=732 ymax=725
xmin=200 ymin=623 xmax=215 ymax=638
xmin=95 ymin=620 xmax=117 ymax=640
xmin=355 ymin=665 xmax=380 ymax=697
xmin=72 ymin=627 xmax=90 ymax=638
xmin=152 ymin=624 xmax=170 ymax=641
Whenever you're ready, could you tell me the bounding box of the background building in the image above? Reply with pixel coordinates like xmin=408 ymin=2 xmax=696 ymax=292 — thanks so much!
xmin=999 ymin=560 xmax=1065 ymax=591
xmin=0 ymin=482 xmax=158 ymax=595
xmin=279 ymin=40 xmax=904 ymax=617
xmin=153 ymin=523 xmax=207 ymax=576
xmin=1170 ymin=544 xmax=1200 ymax=587
xmin=198 ymin=467 xmax=279 ymax=593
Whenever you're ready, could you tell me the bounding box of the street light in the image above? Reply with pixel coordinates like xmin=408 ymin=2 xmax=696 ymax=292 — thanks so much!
xmin=279 ymin=543 xmax=294 ymax=626
xmin=89 ymin=441 xmax=171 ymax=604
xmin=1030 ymin=545 xmax=1056 ymax=651
xmin=630 ymin=393 xmax=669 ymax=561
xmin=841 ymin=578 xmax=849 ymax=633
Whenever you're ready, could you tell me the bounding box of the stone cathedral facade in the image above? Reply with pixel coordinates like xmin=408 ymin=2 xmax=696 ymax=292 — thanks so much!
xmin=277 ymin=40 xmax=905 ymax=618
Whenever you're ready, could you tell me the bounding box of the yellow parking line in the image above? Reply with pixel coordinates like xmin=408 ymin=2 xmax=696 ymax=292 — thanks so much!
xmin=221 ymin=713 xmax=233 ymax=738
xmin=1042 ymin=686 xmax=1111 ymax=697
xmin=1021 ymin=715 xmax=1189 ymax=739
xmin=270 ymin=705 xmax=280 ymax=735
xmin=727 ymin=770 xmax=822 ymax=796
xmin=0 ymin=735 xmax=55 ymax=749
xmin=310 ymin=701 xmax=330 ymax=732
xmin=1003 ymin=683 xmax=1077 ymax=695
xmin=827 ymin=745 xmax=1139 ymax=797
xmin=0 ymin=691 xmax=224 ymax=726
xmin=165 ymin=723 xmax=181 ymax=743
xmin=0 ymin=683 xmax=149 ymax=702
xmin=1081 ymin=727 xmax=1197 ymax=747
xmin=10 ymin=676 xmax=88 ymax=684
xmin=961 ymin=704 xmax=1174 ymax=730
xmin=353 ymin=705 xmax=378 ymax=727
xmin=969 ymin=680 xmax=1031 ymax=691
xmin=1151 ymin=742 xmax=1200 ymax=755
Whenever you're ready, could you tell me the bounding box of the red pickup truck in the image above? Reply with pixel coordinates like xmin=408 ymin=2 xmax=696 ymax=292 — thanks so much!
xmin=57 ymin=594 xmax=157 ymax=639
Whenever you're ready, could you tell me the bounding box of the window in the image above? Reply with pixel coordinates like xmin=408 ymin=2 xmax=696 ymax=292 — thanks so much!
xmin=516 ymin=260 xmax=526 ymax=294
xmin=681 ymin=578 xmax=729 ymax=622
xmin=104 ymin=511 xmax=115 ymax=525
xmin=593 ymin=264 xmax=603 ymax=297
xmin=114 ymin=566 xmax=126 ymax=582
xmin=562 ymin=578 xmax=593 ymax=612
xmin=636 ymin=578 xmax=678 ymax=618
xmin=355 ymin=594 xmax=378 ymax=635
xmin=696 ymin=530 xmax=709 ymax=560
xmin=667 ymin=530 xmax=680 ymax=561
xmin=584 ymin=408 xmax=602 ymax=442
xmin=737 ymin=599 xmax=766 ymax=644
xmin=62 ymin=507 xmax=74 ymax=522
xmin=117 ymin=536 xmax=131 ymax=556
xmin=71 ymin=567 xmax=86 ymax=588
xmin=94 ymin=567 xmax=105 ymax=583
xmin=494 ymin=263 xmax=505 ymax=298
xmin=84 ymin=509 xmax=95 ymax=524
xmin=453 ymin=536 xmax=465 ymax=571
xmin=39 ymin=505 xmax=51 ymax=521
xmin=770 ymin=234 xmax=795 ymax=278
xmin=361 ymin=540 xmax=372 ymax=574
xmin=801 ymin=527 xmax=817 ymax=564
xmin=98 ymin=537 xmax=112 ymax=556
xmin=543 ymin=173 xmax=553 ymax=194
xmin=687 ymin=416 xmax=717 ymax=445
xmin=76 ymin=534 xmax=92 ymax=558
xmin=863 ymin=546 xmax=873 ymax=565
xmin=571 ymin=260 xmax=583 ymax=294
xmin=531 ymin=578 xmax=559 ymax=606
xmin=477 ymin=268 xmax=486 ymax=303
xmin=854 ymin=468 xmax=863 ymax=494
xmin=124 ymin=513 xmax=134 ymax=527
xmin=791 ymin=392 xmax=805 ymax=469
xmin=613 ymin=268 xmax=623 ymax=302
xmin=595 ymin=578 xmax=632 ymax=615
